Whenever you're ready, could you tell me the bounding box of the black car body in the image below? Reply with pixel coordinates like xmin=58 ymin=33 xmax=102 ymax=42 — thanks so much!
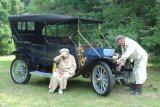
xmin=8 ymin=14 xmax=133 ymax=96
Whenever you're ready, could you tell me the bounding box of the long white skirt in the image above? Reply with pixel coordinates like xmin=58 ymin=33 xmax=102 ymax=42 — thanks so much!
xmin=49 ymin=71 xmax=72 ymax=92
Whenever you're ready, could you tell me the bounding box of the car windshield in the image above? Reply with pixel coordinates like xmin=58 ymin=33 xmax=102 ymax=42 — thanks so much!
xmin=43 ymin=24 xmax=77 ymax=38
xmin=42 ymin=23 xmax=103 ymax=46
xmin=78 ymin=24 xmax=100 ymax=44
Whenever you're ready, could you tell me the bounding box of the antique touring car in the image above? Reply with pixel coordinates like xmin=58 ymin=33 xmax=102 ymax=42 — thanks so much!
xmin=8 ymin=14 xmax=133 ymax=96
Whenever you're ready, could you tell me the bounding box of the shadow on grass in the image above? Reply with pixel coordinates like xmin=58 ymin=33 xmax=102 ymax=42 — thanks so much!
xmin=28 ymin=76 xmax=92 ymax=91
xmin=67 ymin=79 xmax=92 ymax=91
xmin=28 ymin=76 xmax=129 ymax=94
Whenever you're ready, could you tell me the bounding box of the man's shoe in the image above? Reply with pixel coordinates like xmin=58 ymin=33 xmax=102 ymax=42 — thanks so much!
xmin=58 ymin=89 xmax=63 ymax=94
xmin=126 ymin=83 xmax=136 ymax=91
xmin=48 ymin=89 xmax=54 ymax=93
xmin=132 ymin=91 xmax=141 ymax=96
xmin=131 ymin=84 xmax=142 ymax=96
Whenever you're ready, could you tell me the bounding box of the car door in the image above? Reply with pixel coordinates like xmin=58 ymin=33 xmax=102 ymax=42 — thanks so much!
xmin=44 ymin=40 xmax=77 ymax=66
xmin=44 ymin=42 xmax=60 ymax=66
xmin=31 ymin=44 xmax=46 ymax=65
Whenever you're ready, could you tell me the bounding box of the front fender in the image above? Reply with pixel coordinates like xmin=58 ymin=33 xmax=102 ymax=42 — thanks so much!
xmin=81 ymin=57 xmax=116 ymax=74
xmin=88 ymin=57 xmax=116 ymax=67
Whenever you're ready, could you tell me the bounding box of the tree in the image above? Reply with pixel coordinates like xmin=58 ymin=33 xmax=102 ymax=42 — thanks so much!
xmin=1 ymin=0 xmax=159 ymax=62
xmin=0 ymin=0 xmax=24 ymax=55
xmin=0 ymin=0 xmax=11 ymax=54
xmin=26 ymin=0 xmax=107 ymax=18
xmin=102 ymin=0 xmax=160 ymax=62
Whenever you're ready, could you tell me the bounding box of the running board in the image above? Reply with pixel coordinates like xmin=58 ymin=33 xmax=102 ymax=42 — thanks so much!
xmin=30 ymin=71 xmax=52 ymax=78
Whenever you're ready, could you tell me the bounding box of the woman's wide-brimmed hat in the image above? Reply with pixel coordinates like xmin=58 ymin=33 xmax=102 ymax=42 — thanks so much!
xmin=59 ymin=48 xmax=69 ymax=54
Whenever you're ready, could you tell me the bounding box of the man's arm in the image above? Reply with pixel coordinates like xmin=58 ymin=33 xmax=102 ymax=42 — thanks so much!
xmin=119 ymin=45 xmax=136 ymax=62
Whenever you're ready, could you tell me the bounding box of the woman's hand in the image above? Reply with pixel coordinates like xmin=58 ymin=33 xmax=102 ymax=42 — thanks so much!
xmin=60 ymin=52 xmax=65 ymax=57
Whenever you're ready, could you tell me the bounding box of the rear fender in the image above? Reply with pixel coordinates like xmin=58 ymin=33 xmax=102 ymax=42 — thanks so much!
xmin=11 ymin=50 xmax=33 ymax=66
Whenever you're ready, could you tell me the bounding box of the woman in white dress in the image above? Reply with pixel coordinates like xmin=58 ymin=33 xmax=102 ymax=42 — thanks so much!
xmin=49 ymin=48 xmax=77 ymax=94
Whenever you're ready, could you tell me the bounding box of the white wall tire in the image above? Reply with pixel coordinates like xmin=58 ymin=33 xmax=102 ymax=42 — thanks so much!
xmin=10 ymin=57 xmax=31 ymax=84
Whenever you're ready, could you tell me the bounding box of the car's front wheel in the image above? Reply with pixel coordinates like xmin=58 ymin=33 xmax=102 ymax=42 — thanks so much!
xmin=91 ymin=61 xmax=113 ymax=96
xmin=10 ymin=57 xmax=31 ymax=84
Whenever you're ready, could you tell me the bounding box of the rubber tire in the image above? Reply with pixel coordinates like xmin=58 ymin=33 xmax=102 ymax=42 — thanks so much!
xmin=120 ymin=79 xmax=131 ymax=87
xmin=120 ymin=78 xmax=132 ymax=87
xmin=91 ymin=61 xmax=113 ymax=96
xmin=10 ymin=57 xmax=31 ymax=84
xmin=120 ymin=71 xmax=133 ymax=87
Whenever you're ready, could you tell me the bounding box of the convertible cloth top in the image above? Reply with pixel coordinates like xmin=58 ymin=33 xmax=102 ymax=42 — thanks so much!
xmin=8 ymin=14 xmax=104 ymax=24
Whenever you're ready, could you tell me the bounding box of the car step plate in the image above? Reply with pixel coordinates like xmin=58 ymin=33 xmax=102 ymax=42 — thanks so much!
xmin=30 ymin=71 xmax=52 ymax=78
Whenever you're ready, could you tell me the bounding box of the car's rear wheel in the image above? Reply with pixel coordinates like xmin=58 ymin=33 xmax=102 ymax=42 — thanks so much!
xmin=121 ymin=79 xmax=131 ymax=86
xmin=91 ymin=61 xmax=113 ymax=96
xmin=10 ymin=57 xmax=31 ymax=84
xmin=120 ymin=60 xmax=134 ymax=86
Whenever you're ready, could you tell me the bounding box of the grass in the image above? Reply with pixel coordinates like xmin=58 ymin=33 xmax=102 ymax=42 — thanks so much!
xmin=0 ymin=55 xmax=160 ymax=107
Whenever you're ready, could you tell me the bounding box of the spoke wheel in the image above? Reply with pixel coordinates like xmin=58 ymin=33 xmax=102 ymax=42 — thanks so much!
xmin=120 ymin=71 xmax=133 ymax=86
xmin=91 ymin=61 xmax=113 ymax=96
xmin=10 ymin=57 xmax=31 ymax=84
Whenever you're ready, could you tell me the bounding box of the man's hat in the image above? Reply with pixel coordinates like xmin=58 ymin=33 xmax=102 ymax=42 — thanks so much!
xmin=115 ymin=35 xmax=125 ymax=42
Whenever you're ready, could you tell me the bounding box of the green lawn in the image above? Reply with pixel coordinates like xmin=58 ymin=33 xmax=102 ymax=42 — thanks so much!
xmin=0 ymin=55 xmax=160 ymax=107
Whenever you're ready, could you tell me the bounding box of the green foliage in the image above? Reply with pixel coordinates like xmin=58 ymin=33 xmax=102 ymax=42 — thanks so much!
xmin=1 ymin=0 xmax=160 ymax=62
xmin=26 ymin=0 xmax=104 ymax=18
xmin=103 ymin=5 xmax=133 ymax=28
xmin=0 ymin=0 xmax=11 ymax=55
xmin=142 ymin=18 xmax=160 ymax=54
xmin=141 ymin=3 xmax=160 ymax=62
xmin=148 ymin=53 xmax=160 ymax=63
xmin=0 ymin=0 xmax=25 ymax=55
xmin=102 ymin=0 xmax=160 ymax=62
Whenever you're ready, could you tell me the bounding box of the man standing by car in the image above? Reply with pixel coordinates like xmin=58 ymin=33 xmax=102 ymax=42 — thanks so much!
xmin=115 ymin=35 xmax=148 ymax=96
